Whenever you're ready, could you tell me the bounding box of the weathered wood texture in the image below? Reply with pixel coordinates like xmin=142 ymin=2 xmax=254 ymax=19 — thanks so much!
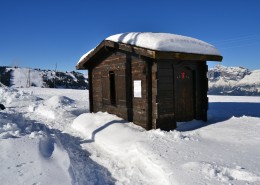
xmin=156 ymin=61 xmax=176 ymax=130
xmin=88 ymin=49 xmax=209 ymax=131
xmin=195 ymin=61 xmax=208 ymax=121
xmin=91 ymin=52 xmax=130 ymax=120
xmin=131 ymin=56 xmax=149 ymax=129
xmin=151 ymin=62 xmax=158 ymax=129
xmin=156 ymin=60 xmax=208 ymax=125
xmin=174 ymin=64 xmax=195 ymax=121
xmin=77 ymin=36 xmax=221 ymax=131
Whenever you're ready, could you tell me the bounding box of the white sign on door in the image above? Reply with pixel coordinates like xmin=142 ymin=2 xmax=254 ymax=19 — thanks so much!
xmin=134 ymin=80 xmax=142 ymax=98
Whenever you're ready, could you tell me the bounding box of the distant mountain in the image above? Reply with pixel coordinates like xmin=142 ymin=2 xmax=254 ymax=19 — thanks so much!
xmin=208 ymin=65 xmax=260 ymax=96
xmin=1 ymin=65 xmax=259 ymax=95
xmin=0 ymin=66 xmax=88 ymax=89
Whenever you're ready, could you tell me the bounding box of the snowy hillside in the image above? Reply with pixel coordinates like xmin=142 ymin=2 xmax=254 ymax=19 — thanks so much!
xmin=0 ymin=66 xmax=88 ymax=89
xmin=0 ymin=86 xmax=260 ymax=185
xmin=1 ymin=65 xmax=259 ymax=95
xmin=208 ymin=65 xmax=260 ymax=96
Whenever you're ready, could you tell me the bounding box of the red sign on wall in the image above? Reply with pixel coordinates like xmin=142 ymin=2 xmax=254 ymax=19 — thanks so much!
xmin=177 ymin=72 xmax=190 ymax=80
xmin=181 ymin=72 xmax=185 ymax=79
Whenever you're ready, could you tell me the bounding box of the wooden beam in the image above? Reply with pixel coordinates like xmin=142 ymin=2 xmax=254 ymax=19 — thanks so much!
xmin=76 ymin=41 xmax=107 ymax=70
xmin=104 ymin=40 xmax=155 ymax=59
xmin=88 ymin=69 xmax=94 ymax=112
xmin=155 ymin=51 xmax=223 ymax=61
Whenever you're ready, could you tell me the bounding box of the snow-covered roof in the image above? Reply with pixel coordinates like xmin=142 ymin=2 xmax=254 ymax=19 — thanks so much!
xmin=77 ymin=32 xmax=222 ymax=69
xmin=77 ymin=48 xmax=94 ymax=66
xmin=106 ymin=32 xmax=220 ymax=56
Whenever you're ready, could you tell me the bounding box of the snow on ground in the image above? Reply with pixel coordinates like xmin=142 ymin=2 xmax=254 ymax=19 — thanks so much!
xmin=1 ymin=86 xmax=260 ymax=185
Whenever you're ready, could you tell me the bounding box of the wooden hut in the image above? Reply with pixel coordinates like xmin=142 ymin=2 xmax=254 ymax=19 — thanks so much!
xmin=76 ymin=32 xmax=222 ymax=131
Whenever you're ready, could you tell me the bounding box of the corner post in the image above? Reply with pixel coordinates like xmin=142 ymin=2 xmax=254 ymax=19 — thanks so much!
xmin=88 ymin=69 xmax=94 ymax=112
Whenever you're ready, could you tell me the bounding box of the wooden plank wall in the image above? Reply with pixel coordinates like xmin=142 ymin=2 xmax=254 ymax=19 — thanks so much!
xmin=131 ymin=56 xmax=149 ymax=129
xmin=155 ymin=60 xmax=208 ymax=130
xmin=91 ymin=52 xmax=129 ymax=120
xmin=156 ymin=61 xmax=176 ymax=130
xmin=172 ymin=61 xmax=208 ymax=122
xmin=151 ymin=62 xmax=158 ymax=129
xmin=91 ymin=51 xmax=151 ymax=129
xmin=90 ymin=51 xmax=208 ymax=130
xmin=194 ymin=61 xmax=208 ymax=121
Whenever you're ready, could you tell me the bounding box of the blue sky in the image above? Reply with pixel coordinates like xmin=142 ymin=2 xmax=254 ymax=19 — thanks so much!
xmin=1 ymin=0 xmax=260 ymax=71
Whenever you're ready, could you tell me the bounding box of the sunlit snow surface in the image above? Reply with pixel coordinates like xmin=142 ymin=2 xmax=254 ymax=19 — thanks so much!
xmin=106 ymin=32 xmax=220 ymax=55
xmin=1 ymin=86 xmax=260 ymax=185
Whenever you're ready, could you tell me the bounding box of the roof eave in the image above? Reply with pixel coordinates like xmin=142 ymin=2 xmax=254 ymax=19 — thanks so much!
xmin=76 ymin=40 xmax=223 ymax=70
xmin=155 ymin=51 xmax=223 ymax=61
xmin=76 ymin=40 xmax=156 ymax=70
xmin=76 ymin=40 xmax=107 ymax=70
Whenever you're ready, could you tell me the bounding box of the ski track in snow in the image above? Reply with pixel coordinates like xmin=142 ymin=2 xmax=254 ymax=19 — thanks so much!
xmin=1 ymin=86 xmax=260 ymax=185
xmin=0 ymin=87 xmax=115 ymax=185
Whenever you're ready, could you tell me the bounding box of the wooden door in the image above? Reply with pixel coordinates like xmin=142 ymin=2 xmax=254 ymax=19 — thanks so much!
xmin=174 ymin=67 xmax=195 ymax=121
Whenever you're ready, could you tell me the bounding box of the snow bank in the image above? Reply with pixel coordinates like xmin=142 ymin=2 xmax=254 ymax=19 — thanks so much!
xmin=72 ymin=112 xmax=177 ymax=185
xmin=30 ymin=95 xmax=77 ymax=120
xmin=0 ymin=122 xmax=21 ymax=139
xmin=72 ymin=101 xmax=260 ymax=185
xmin=0 ymin=86 xmax=38 ymax=107
xmin=1 ymin=86 xmax=260 ymax=185
xmin=72 ymin=112 xmax=141 ymax=144
xmin=0 ymin=87 xmax=81 ymax=185
xmin=0 ymin=136 xmax=71 ymax=185
xmin=44 ymin=95 xmax=75 ymax=108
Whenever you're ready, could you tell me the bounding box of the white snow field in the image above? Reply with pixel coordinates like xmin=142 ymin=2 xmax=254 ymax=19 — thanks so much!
xmin=1 ymin=86 xmax=260 ymax=185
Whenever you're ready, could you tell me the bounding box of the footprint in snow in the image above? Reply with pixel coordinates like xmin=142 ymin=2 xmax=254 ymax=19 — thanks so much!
xmin=39 ymin=136 xmax=54 ymax=158
xmin=182 ymin=162 xmax=260 ymax=183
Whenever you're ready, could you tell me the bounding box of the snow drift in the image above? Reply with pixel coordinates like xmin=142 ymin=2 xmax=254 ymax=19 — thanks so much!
xmin=1 ymin=85 xmax=260 ymax=185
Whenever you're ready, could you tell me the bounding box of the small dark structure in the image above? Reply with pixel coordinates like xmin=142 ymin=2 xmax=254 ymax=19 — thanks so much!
xmin=0 ymin=103 xmax=5 ymax=110
xmin=77 ymin=33 xmax=222 ymax=130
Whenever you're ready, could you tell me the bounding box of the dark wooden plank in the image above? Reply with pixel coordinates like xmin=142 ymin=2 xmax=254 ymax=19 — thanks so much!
xmin=155 ymin=51 xmax=223 ymax=61
xmin=105 ymin=40 xmax=155 ymax=59
xmin=115 ymin=70 xmax=127 ymax=106
xmin=174 ymin=66 xmax=195 ymax=121
xmin=101 ymin=71 xmax=110 ymax=105
xmin=88 ymin=69 xmax=93 ymax=112
xmin=146 ymin=60 xmax=153 ymax=130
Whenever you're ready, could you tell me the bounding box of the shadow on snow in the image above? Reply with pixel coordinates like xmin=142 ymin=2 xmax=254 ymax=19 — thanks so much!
xmin=177 ymin=102 xmax=260 ymax=132
xmin=0 ymin=111 xmax=116 ymax=185
xmin=84 ymin=120 xmax=127 ymax=143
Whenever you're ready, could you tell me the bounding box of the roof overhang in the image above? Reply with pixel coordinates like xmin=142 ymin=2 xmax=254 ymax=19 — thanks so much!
xmin=76 ymin=40 xmax=223 ymax=70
